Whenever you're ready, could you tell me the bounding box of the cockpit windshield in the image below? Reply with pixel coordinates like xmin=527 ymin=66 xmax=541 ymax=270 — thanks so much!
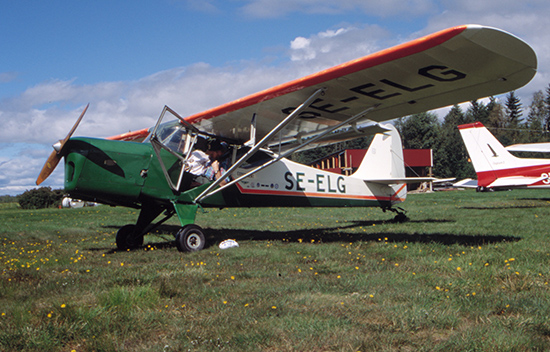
xmin=144 ymin=107 xmax=193 ymax=155
xmin=156 ymin=122 xmax=187 ymax=153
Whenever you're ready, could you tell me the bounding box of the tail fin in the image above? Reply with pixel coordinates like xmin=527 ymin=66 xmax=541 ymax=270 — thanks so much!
xmin=353 ymin=123 xmax=405 ymax=181
xmin=353 ymin=123 xmax=436 ymax=203
xmin=458 ymin=122 xmax=519 ymax=172
xmin=458 ymin=122 xmax=547 ymax=188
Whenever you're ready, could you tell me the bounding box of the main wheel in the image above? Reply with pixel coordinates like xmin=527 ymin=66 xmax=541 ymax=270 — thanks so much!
xmin=116 ymin=224 xmax=144 ymax=251
xmin=175 ymin=225 xmax=205 ymax=252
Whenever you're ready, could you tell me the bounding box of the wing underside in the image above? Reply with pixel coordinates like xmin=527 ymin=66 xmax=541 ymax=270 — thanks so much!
xmin=182 ymin=25 xmax=536 ymax=148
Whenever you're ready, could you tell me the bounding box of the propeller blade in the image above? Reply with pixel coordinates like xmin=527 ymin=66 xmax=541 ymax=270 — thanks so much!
xmin=36 ymin=150 xmax=62 ymax=185
xmin=35 ymin=103 xmax=90 ymax=185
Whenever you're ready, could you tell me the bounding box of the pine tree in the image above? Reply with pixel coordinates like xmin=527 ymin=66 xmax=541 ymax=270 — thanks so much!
xmin=438 ymin=105 xmax=475 ymax=178
xmin=526 ymin=90 xmax=546 ymax=141
xmin=466 ymin=99 xmax=489 ymax=124
xmin=504 ymin=91 xmax=523 ymax=143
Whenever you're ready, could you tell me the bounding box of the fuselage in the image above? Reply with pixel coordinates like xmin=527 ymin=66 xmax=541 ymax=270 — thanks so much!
xmin=63 ymin=137 xmax=405 ymax=209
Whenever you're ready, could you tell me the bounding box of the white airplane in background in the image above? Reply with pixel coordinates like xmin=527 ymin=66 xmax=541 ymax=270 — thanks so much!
xmin=458 ymin=122 xmax=550 ymax=191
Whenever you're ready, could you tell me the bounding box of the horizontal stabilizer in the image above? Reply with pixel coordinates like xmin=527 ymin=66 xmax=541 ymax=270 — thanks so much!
xmin=433 ymin=177 xmax=456 ymax=184
xmin=453 ymin=178 xmax=478 ymax=188
xmin=506 ymin=143 xmax=550 ymax=153
xmin=488 ymin=176 xmax=547 ymax=188
xmin=364 ymin=177 xmax=435 ymax=185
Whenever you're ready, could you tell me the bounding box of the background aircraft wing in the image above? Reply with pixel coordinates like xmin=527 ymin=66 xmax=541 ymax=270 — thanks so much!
xmin=184 ymin=24 xmax=536 ymax=146
xmin=506 ymin=143 xmax=550 ymax=153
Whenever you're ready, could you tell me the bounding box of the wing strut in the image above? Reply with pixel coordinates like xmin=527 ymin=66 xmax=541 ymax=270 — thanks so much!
xmin=194 ymin=88 xmax=326 ymax=203
xmin=195 ymin=102 xmax=381 ymax=203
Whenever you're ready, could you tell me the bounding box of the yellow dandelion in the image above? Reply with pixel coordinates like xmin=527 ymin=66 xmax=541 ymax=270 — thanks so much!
xmin=457 ymin=267 xmax=462 ymax=271
xmin=61 ymin=304 xmax=66 ymax=309
xmin=271 ymin=306 xmax=277 ymax=309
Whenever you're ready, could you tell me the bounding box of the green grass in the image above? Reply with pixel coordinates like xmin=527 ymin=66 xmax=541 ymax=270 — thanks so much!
xmin=1 ymin=189 xmax=550 ymax=351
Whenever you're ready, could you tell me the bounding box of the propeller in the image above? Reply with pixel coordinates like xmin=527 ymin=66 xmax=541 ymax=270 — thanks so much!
xmin=36 ymin=103 xmax=90 ymax=185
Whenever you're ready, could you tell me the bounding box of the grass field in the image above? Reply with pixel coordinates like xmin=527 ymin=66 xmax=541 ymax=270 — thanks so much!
xmin=1 ymin=189 xmax=550 ymax=351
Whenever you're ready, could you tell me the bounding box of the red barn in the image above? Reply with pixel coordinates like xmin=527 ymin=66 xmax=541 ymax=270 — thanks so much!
xmin=311 ymin=148 xmax=433 ymax=190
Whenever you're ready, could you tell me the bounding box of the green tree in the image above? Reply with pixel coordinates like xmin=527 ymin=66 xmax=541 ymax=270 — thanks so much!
xmin=525 ymin=90 xmax=548 ymax=142
xmin=437 ymin=105 xmax=475 ymax=179
xmin=504 ymin=91 xmax=523 ymax=143
xmin=466 ymin=99 xmax=489 ymax=124
xmin=544 ymin=84 xmax=550 ymax=132
xmin=397 ymin=112 xmax=440 ymax=150
xmin=18 ymin=187 xmax=63 ymax=209
xmin=487 ymin=100 xmax=507 ymax=143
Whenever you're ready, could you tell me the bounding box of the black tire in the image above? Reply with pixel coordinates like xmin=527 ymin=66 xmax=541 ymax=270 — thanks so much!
xmin=175 ymin=225 xmax=205 ymax=252
xmin=116 ymin=224 xmax=144 ymax=250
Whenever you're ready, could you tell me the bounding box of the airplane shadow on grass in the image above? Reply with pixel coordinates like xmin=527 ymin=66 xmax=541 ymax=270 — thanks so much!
xmin=94 ymin=217 xmax=520 ymax=253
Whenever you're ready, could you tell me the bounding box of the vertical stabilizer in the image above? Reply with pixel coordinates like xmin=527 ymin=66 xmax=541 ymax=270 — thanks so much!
xmin=353 ymin=123 xmax=405 ymax=180
xmin=458 ymin=122 xmax=519 ymax=174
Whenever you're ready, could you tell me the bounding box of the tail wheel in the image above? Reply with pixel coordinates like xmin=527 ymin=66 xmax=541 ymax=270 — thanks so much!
xmin=175 ymin=225 xmax=205 ymax=252
xmin=116 ymin=224 xmax=144 ymax=250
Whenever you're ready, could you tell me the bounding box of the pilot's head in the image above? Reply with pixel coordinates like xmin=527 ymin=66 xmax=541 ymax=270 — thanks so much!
xmin=206 ymin=140 xmax=227 ymax=161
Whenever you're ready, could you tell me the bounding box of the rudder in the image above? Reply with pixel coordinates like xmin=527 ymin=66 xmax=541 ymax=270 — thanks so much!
xmin=353 ymin=123 xmax=405 ymax=180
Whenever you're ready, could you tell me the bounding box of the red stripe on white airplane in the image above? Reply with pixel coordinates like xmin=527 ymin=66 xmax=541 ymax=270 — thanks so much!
xmin=235 ymin=183 xmax=403 ymax=202
xmin=476 ymin=164 xmax=550 ymax=187
xmin=457 ymin=122 xmax=484 ymax=130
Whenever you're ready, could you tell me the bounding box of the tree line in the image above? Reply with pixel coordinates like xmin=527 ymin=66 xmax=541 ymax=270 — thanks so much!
xmin=295 ymin=84 xmax=550 ymax=180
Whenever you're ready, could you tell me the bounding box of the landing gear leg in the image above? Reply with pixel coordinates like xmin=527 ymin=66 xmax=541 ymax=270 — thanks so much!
xmin=383 ymin=206 xmax=409 ymax=223
xmin=116 ymin=202 xmax=164 ymax=251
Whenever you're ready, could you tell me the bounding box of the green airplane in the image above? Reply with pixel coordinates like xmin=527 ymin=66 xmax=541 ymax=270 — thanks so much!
xmin=36 ymin=25 xmax=537 ymax=252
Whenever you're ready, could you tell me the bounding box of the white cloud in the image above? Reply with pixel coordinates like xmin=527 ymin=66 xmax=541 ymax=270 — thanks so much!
xmin=288 ymin=25 xmax=390 ymax=67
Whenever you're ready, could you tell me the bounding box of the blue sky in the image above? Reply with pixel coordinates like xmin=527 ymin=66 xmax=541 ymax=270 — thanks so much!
xmin=1 ymin=0 xmax=549 ymax=195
